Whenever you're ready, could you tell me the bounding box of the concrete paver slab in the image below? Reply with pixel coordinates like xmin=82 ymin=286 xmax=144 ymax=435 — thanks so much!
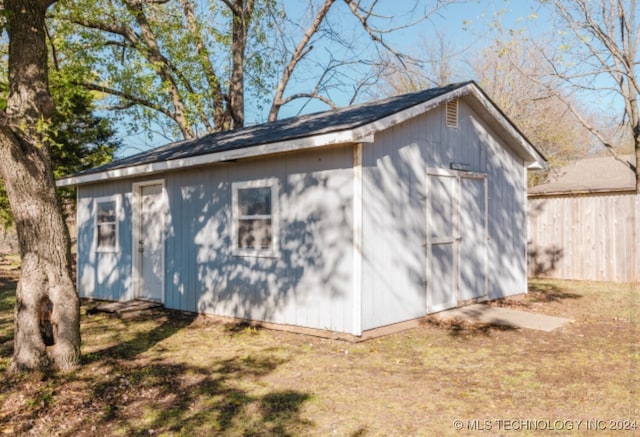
xmin=433 ymin=304 xmax=572 ymax=332
xmin=95 ymin=300 xmax=163 ymax=317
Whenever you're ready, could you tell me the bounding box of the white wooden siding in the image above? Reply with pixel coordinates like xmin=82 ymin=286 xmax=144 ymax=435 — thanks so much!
xmin=77 ymin=179 xmax=137 ymax=301
xmin=361 ymin=101 xmax=528 ymax=330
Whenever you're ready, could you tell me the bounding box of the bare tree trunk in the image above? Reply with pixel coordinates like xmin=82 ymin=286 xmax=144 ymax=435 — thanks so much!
xmin=0 ymin=0 xmax=80 ymax=371
xmin=228 ymin=0 xmax=254 ymax=129
xmin=635 ymin=131 xmax=640 ymax=194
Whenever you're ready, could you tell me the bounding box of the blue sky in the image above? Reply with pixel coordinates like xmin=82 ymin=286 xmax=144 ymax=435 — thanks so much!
xmin=118 ymin=0 xmax=553 ymax=156
xmin=388 ymin=0 xmax=545 ymax=47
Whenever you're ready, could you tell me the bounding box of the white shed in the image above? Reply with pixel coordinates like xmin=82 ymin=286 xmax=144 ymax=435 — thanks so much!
xmin=59 ymin=81 xmax=545 ymax=337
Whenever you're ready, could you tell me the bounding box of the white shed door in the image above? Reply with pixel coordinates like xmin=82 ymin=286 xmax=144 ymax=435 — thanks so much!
xmin=427 ymin=171 xmax=487 ymax=312
xmin=427 ymin=173 xmax=458 ymax=312
xmin=459 ymin=175 xmax=488 ymax=302
xmin=138 ymin=183 xmax=164 ymax=302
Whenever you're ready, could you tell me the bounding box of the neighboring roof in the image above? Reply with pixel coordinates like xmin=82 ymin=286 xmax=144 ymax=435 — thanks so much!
xmin=58 ymin=81 xmax=546 ymax=187
xmin=528 ymin=155 xmax=635 ymax=196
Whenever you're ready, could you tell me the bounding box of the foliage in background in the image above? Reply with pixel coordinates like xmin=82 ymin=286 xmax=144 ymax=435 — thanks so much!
xmin=50 ymin=0 xmax=457 ymax=145
xmin=375 ymin=10 xmax=596 ymax=186
xmin=538 ymin=0 xmax=640 ymax=192
xmin=0 ymin=58 xmax=120 ymax=227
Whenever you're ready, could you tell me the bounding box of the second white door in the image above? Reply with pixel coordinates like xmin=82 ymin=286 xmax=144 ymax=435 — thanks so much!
xmin=427 ymin=171 xmax=487 ymax=312
xmin=137 ymin=183 xmax=164 ymax=302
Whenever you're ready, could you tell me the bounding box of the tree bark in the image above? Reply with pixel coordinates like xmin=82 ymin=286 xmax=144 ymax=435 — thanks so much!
xmin=0 ymin=0 xmax=80 ymax=371
xmin=227 ymin=0 xmax=254 ymax=129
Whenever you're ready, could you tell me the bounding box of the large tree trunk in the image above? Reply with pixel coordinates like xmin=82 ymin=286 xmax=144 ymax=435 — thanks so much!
xmin=0 ymin=0 xmax=80 ymax=371
xmin=228 ymin=0 xmax=254 ymax=129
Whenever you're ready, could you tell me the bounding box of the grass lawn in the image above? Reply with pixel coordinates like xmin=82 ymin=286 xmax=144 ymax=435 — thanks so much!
xmin=0 ymin=270 xmax=638 ymax=436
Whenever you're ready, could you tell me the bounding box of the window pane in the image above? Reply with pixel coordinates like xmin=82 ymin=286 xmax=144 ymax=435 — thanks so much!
xmin=97 ymin=201 xmax=117 ymax=223
xmin=238 ymin=187 xmax=271 ymax=216
xmin=238 ymin=219 xmax=272 ymax=249
xmin=97 ymin=224 xmax=116 ymax=249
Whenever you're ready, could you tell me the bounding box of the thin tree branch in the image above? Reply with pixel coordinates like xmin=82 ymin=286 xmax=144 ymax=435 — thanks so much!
xmin=280 ymin=92 xmax=337 ymax=109
xmin=268 ymin=0 xmax=336 ymax=122
xmin=80 ymin=81 xmax=175 ymax=120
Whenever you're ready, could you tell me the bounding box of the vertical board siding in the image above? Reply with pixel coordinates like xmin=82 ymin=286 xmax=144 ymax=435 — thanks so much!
xmin=486 ymin=135 xmax=527 ymax=299
xmin=77 ymin=179 xmax=135 ymax=301
xmin=77 ymin=146 xmax=353 ymax=332
xmin=528 ymin=192 xmax=637 ymax=282
xmin=161 ymin=145 xmax=354 ymax=333
xmin=361 ymin=101 xmax=528 ymax=330
xmin=361 ymin=115 xmax=428 ymax=330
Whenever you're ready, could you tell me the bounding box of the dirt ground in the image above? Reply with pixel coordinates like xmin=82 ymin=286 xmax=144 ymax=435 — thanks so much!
xmin=0 ymin=271 xmax=638 ymax=436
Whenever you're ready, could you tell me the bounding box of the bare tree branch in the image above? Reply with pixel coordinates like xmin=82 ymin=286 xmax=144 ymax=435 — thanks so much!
xmin=543 ymin=0 xmax=640 ymax=183
xmin=279 ymin=92 xmax=338 ymax=109
xmin=268 ymin=0 xmax=336 ymax=122
xmin=80 ymin=81 xmax=175 ymax=120
xmin=343 ymin=0 xmax=407 ymax=65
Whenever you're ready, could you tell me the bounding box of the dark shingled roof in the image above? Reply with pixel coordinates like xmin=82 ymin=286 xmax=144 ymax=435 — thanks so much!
xmin=72 ymin=82 xmax=473 ymax=177
xmin=529 ymin=155 xmax=635 ymax=196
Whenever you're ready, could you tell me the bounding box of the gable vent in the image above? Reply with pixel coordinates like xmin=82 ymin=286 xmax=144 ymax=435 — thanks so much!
xmin=446 ymin=99 xmax=458 ymax=128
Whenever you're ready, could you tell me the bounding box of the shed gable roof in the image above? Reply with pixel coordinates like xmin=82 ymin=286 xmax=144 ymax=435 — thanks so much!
xmin=58 ymin=81 xmax=546 ymax=187
xmin=528 ymin=155 xmax=635 ymax=196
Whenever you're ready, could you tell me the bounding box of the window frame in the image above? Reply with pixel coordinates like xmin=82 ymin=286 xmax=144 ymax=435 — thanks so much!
xmin=94 ymin=195 xmax=120 ymax=253
xmin=231 ymin=178 xmax=279 ymax=258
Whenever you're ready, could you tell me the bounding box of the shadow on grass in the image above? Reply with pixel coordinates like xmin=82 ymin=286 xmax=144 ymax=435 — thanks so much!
xmin=3 ymin=309 xmax=314 ymax=436
xmin=527 ymin=281 xmax=583 ymax=303
xmin=489 ymin=280 xmax=583 ymax=311
xmin=82 ymin=309 xmax=197 ymax=363
xmin=427 ymin=317 xmax=519 ymax=338
xmin=0 ymin=275 xmax=17 ymax=310
xmin=223 ymin=320 xmax=263 ymax=336
xmin=0 ymin=273 xmax=313 ymax=435
xmin=76 ymin=354 xmax=312 ymax=436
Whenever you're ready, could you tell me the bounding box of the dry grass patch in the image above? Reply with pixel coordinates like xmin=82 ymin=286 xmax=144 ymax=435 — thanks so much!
xmin=0 ymin=274 xmax=638 ymax=436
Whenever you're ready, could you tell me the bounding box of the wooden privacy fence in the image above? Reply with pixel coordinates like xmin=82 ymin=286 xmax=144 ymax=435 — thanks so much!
xmin=528 ymin=192 xmax=639 ymax=282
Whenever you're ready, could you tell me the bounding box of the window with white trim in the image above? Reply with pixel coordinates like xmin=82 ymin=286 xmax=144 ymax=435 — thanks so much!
xmin=232 ymin=179 xmax=279 ymax=256
xmin=95 ymin=196 xmax=119 ymax=252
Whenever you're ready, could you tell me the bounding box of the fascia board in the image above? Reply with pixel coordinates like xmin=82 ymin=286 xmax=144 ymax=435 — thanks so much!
xmin=351 ymin=85 xmax=472 ymax=142
xmin=466 ymin=86 xmax=547 ymax=169
xmin=56 ymin=129 xmax=357 ymax=187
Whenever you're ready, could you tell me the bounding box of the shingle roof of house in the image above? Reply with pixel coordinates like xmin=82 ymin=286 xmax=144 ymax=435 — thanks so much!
xmin=528 ymin=155 xmax=635 ymax=196
xmin=58 ymin=81 xmax=546 ymax=187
